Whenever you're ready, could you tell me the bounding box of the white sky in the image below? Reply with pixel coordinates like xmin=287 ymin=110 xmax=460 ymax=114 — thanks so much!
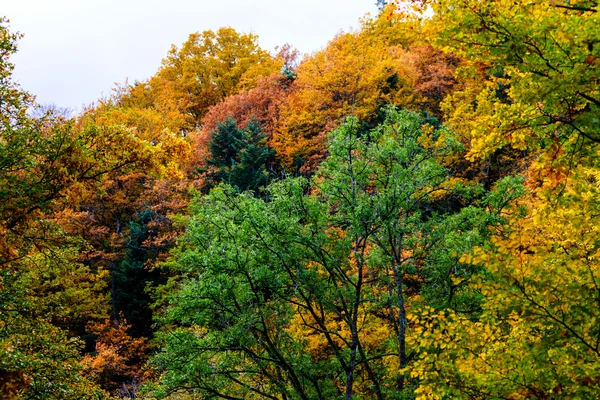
xmin=2 ymin=0 xmax=378 ymax=112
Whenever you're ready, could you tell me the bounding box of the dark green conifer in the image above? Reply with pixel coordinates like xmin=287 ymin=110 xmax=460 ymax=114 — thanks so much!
xmin=206 ymin=117 xmax=273 ymax=193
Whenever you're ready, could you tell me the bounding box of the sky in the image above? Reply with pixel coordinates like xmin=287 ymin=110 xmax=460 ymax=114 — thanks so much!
xmin=2 ymin=0 xmax=378 ymax=112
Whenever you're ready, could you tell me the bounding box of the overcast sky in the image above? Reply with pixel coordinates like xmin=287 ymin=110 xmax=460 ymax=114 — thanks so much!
xmin=2 ymin=0 xmax=378 ymax=112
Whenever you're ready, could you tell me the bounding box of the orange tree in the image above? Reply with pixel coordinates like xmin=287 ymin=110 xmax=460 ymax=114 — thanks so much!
xmin=126 ymin=27 xmax=282 ymax=131
xmin=274 ymin=31 xmax=414 ymax=173
xmin=190 ymin=72 xmax=294 ymax=177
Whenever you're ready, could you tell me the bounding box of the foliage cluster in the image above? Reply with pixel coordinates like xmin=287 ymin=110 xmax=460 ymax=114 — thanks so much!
xmin=1 ymin=1 xmax=599 ymax=398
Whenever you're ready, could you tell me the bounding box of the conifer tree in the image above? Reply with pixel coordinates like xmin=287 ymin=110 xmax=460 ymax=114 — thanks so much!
xmin=206 ymin=117 xmax=273 ymax=193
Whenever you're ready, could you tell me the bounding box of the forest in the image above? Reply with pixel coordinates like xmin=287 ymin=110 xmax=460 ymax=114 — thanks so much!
xmin=1 ymin=0 xmax=599 ymax=399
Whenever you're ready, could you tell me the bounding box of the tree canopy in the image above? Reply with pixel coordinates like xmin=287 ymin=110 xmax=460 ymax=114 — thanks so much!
xmin=1 ymin=2 xmax=599 ymax=398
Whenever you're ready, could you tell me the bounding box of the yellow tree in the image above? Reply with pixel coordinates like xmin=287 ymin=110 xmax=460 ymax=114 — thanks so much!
xmin=273 ymin=30 xmax=415 ymax=173
xmin=404 ymin=2 xmax=600 ymax=398
xmin=410 ymin=158 xmax=600 ymax=399
xmin=140 ymin=27 xmax=281 ymax=128
xmin=426 ymin=0 xmax=600 ymax=165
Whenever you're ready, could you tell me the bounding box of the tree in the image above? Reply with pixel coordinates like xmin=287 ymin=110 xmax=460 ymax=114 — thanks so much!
xmin=134 ymin=28 xmax=282 ymax=129
xmin=403 ymin=45 xmax=461 ymax=119
xmin=190 ymin=72 xmax=294 ymax=178
xmin=411 ymin=161 xmax=600 ymax=399
xmin=316 ymin=108 xmax=508 ymax=392
xmin=1 ymin=105 xmax=156 ymax=270
xmin=273 ymin=31 xmax=415 ymax=173
xmin=61 ymin=87 xmax=192 ymax=342
xmin=82 ymin=316 xmax=149 ymax=397
xmin=425 ymin=0 xmax=600 ymax=166
xmin=0 ymin=18 xmax=162 ymax=397
xmin=399 ymin=2 xmax=600 ymax=398
xmin=150 ymin=108 xmax=498 ymax=398
xmin=0 ymin=245 xmax=109 ymax=399
xmin=205 ymin=117 xmax=273 ymax=193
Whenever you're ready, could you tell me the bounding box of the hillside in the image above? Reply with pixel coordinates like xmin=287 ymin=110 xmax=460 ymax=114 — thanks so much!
xmin=1 ymin=1 xmax=599 ymax=398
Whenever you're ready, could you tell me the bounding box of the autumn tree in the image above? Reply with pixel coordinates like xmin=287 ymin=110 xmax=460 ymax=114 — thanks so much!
xmin=272 ymin=11 xmax=467 ymax=175
xmin=48 ymin=88 xmax=192 ymax=343
xmin=82 ymin=316 xmax=149 ymax=397
xmin=402 ymin=2 xmax=600 ymax=398
xmin=403 ymin=45 xmax=461 ymax=118
xmin=188 ymin=71 xmax=295 ymax=178
xmin=1 ymin=15 xmax=191 ymax=396
xmin=200 ymin=73 xmax=292 ymax=140
xmin=0 ymin=244 xmax=110 ymax=399
xmin=128 ymin=27 xmax=282 ymax=130
xmin=410 ymin=160 xmax=600 ymax=399
xmin=425 ymin=0 xmax=600 ymax=166
xmin=0 ymin=18 xmax=131 ymax=398
xmin=273 ymin=30 xmax=416 ymax=173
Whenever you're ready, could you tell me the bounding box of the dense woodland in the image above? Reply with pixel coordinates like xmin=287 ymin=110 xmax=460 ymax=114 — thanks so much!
xmin=1 ymin=0 xmax=599 ymax=398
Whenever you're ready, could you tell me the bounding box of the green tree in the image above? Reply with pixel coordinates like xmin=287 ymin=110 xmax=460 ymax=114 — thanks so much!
xmin=114 ymin=209 xmax=169 ymax=338
xmin=316 ymin=108 xmax=507 ymax=393
xmin=206 ymin=117 xmax=273 ymax=193
xmin=230 ymin=119 xmax=273 ymax=192
xmin=0 ymin=246 xmax=109 ymax=399
xmin=150 ymin=108 xmax=499 ymax=398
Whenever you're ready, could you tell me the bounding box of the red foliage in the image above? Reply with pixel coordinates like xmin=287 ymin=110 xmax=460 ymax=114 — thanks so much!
xmin=405 ymin=45 xmax=461 ymax=117
xmin=82 ymin=316 xmax=149 ymax=396
xmin=187 ymin=73 xmax=294 ymax=177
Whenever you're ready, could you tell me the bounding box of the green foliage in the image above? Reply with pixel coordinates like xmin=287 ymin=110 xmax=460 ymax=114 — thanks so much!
xmin=151 ymin=182 xmax=335 ymax=399
xmin=428 ymin=0 xmax=600 ymax=161
xmin=207 ymin=117 xmax=245 ymax=171
xmin=206 ymin=117 xmax=273 ymax=193
xmin=114 ymin=209 xmax=167 ymax=338
xmin=0 ymin=248 xmax=108 ymax=399
xmin=150 ymin=108 xmax=500 ymax=398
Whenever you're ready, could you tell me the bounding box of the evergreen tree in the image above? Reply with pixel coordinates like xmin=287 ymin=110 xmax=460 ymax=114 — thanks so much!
xmin=207 ymin=117 xmax=245 ymax=177
xmin=230 ymin=119 xmax=272 ymax=193
xmin=206 ymin=117 xmax=273 ymax=193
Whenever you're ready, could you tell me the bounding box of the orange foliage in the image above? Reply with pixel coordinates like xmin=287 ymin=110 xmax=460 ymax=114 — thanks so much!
xmin=273 ymin=30 xmax=416 ymax=173
xmin=404 ymin=45 xmax=461 ymax=117
xmin=0 ymin=370 xmax=29 ymax=400
xmin=188 ymin=73 xmax=293 ymax=176
xmin=82 ymin=317 xmax=149 ymax=396
xmin=201 ymin=73 xmax=292 ymax=139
